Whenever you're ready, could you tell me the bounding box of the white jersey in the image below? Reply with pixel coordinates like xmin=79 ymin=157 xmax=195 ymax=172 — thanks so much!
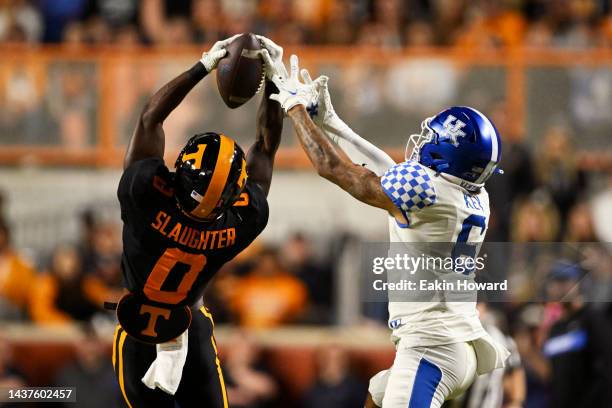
xmin=380 ymin=160 xmax=490 ymax=347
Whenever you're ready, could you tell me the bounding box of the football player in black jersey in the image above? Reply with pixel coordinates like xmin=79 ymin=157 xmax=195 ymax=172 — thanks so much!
xmin=111 ymin=35 xmax=284 ymax=408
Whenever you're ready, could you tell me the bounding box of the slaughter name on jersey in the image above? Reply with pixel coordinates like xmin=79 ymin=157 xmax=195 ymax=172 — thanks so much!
xmin=116 ymin=157 xmax=268 ymax=342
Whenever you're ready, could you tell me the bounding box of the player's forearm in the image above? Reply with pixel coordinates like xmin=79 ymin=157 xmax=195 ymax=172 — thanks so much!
xmin=325 ymin=119 xmax=396 ymax=173
xmin=246 ymin=82 xmax=284 ymax=196
xmin=141 ymin=62 xmax=208 ymax=126
xmin=124 ymin=62 xmax=208 ymax=168
xmin=288 ymin=105 xmax=347 ymax=179
xmin=255 ymin=81 xmax=283 ymax=156
xmin=289 ymin=106 xmax=402 ymax=216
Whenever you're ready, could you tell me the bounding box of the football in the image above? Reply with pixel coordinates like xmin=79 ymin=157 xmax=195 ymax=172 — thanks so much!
xmin=216 ymin=33 xmax=264 ymax=109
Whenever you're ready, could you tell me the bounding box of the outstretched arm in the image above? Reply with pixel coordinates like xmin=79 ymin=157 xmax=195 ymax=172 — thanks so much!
xmin=288 ymin=105 xmax=404 ymax=221
xmin=246 ymin=81 xmax=283 ymax=196
xmin=305 ymin=74 xmax=395 ymax=176
xmin=124 ymin=35 xmax=239 ymax=169
xmin=325 ymin=125 xmax=396 ymax=176
xmin=124 ymin=64 xmax=207 ymax=169
xmin=245 ymin=36 xmax=286 ymax=196
xmin=266 ymin=53 xmax=404 ymax=221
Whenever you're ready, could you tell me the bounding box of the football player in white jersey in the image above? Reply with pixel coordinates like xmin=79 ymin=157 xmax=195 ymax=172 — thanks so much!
xmin=261 ymin=52 xmax=510 ymax=408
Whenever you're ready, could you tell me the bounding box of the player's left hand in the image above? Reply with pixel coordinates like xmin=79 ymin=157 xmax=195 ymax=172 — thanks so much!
xmin=300 ymin=69 xmax=336 ymax=126
xmin=200 ymin=34 xmax=241 ymax=73
xmin=256 ymin=35 xmax=284 ymax=80
xmin=268 ymin=54 xmax=325 ymax=114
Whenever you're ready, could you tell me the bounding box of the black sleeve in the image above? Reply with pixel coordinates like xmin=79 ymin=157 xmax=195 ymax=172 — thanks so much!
xmin=235 ymin=180 xmax=269 ymax=235
xmin=117 ymin=157 xmax=173 ymax=210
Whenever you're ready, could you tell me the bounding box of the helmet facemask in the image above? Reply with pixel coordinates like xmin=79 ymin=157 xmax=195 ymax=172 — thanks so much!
xmin=405 ymin=116 xmax=435 ymax=162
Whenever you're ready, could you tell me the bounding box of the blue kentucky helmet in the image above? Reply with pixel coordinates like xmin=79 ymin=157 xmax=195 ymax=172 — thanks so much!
xmin=406 ymin=106 xmax=503 ymax=188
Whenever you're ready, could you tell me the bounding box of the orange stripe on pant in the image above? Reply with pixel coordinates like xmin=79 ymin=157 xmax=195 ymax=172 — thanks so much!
xmin=115 ymin=330 xmax=133 ymax=408
xmin=200 ymin=307 xmax=229 ymax=408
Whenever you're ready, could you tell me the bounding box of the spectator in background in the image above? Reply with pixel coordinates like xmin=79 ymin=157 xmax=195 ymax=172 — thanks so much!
xmin=29 ymin=244 xmax=101 ymax=325
xmin=457 ymin=0 xmax=527 ymax=48
xmin=78 ymin=209 xmax=96 ymax=265
xmin=564 ymin=201 xmax=598 ymax=242
xmin=224 ymin=331 xmax=279 ymax=408
xmin=230 ymin=247 xmax=307 ymax=328
xmin=430 ymin=0 xmax=467 ymax=45
xmin=192 ymin=0 xmax=226 ymax=43
xmin=53 ymin=325 xmax=121 ymax=408
xmin=542 ymin=260 xmax=612 ymax=408
xmin=303 ymin=345 xmax=367 ymax=408
xmin=0 ymin=0 xmax=42 ymax=43
xmin=79 ymin=218 xmax=122 ymax=286
xmin=581 ymin=243 xmax=612 ymax=305
xmin=510 ymin=193 xmax=561 ymax=242
xmin=371 ymin=0 xmax=405 ymax=47
xmin=321 ymin=0 xmax=356 ymax=45
xmin=81 ymin=220 xmax=123 ymax=309
xmin=48 ymin=64 xmax=95 ymax=149
xmin=404 ymin=20 xmax=435 ymax=46
xmin=0 ymin=337 xmax=27 ymax=389
xmin=280 ymin=233 xmax=333 ymax=324
xmin=38 ymin=0 xmax=88 ymax=42
xmin=486 ymin=101 xmax=536 ymax=241
xmin=82 ymin=0 xmax=138 ymax=32
xmin=535 ymin=126 xmax=587 ymax=235
xmin=0 ymin=60 xmax=50 ymax=145
xmin=0 ymin=191 xmax=5 ymax=216
xmin=0 ymin=218 xmax=36 ymax=320
xmin=2 ymin=0 xmax=612 ymax=47
xmin=512 ymin=305 xmax=550 ymax=408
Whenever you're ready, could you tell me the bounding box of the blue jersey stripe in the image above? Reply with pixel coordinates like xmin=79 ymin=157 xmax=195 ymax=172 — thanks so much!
xmin=408 ymin=358 xmax=442 ymax=408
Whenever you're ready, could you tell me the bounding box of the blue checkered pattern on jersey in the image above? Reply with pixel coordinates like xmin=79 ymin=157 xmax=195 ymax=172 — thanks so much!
xmin=381 ymin=161 xmax=437 ymax=213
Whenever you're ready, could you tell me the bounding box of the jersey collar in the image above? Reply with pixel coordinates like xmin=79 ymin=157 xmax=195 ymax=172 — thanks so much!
xmin=439 ymin=172 xmax=484 ymax=194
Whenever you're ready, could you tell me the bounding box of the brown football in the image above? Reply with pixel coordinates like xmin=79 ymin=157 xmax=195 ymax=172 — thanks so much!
xmin=216 ymin=33 xmax=264 ymax=109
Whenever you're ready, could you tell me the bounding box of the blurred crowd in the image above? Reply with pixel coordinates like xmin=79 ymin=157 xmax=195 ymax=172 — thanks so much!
xmin=1 ymin=0 xmax=612 ymax=48
xmin=0 ymin=132 xmax=612 ymax=407
xmin=1 ymin=0 xmax=612 ymax=407
xmin=0 ymin=203 xmax=337 ymax=328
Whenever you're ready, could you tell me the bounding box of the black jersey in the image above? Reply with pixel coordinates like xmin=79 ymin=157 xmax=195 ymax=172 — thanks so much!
xmin=117 ymin=157 xmax=268 ymax=308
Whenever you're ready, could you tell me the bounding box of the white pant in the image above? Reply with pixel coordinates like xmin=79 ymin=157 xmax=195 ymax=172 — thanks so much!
xmin=369 ymin=342 xmax=477 ymax=408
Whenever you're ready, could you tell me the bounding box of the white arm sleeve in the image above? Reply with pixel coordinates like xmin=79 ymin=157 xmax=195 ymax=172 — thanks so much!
xmin=323 ymin=117 xmax=396 ymax=176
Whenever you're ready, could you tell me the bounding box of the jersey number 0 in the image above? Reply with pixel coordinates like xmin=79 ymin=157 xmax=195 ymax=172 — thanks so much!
xmin=143 ymin=248 xmax=207 ymax=304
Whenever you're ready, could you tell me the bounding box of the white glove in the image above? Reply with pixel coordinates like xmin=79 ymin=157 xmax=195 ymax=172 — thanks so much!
xmin=256 ymin=35 xmax=285 ymax=80
xmin=268 ymin=54 xmax=324 ymax=113
xmin=301 ymin=69 xmax=338 ymax=134
xmin=200 ymin=34 xmax=241 ymax=72
xmin=301 ymin=71 xmax=397 ymax=174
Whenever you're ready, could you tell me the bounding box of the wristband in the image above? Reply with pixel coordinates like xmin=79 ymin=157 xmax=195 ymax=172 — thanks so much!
xmin=187 ymin=61 xmax=207 ymax=81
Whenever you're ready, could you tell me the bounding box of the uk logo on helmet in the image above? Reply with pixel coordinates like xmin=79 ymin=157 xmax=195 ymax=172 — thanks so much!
xmin=441 ymin=115 xmax=466 ymax=146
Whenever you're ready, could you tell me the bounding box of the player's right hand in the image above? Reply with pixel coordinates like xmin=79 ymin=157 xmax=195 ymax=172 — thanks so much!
xmin=200 ymin=34 xmax=241 ymax=73
xmin=300 ymin=69 xmax=335 ymax=127
xmin=268 ymin=54 xmax=324 ymax=114
xmin=301 ymin=70 xmax=345 ymax=143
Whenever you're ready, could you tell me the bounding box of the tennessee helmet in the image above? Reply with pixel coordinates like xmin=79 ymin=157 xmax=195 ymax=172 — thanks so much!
xmin=174 ymin=132 xmax=247 ymax=220
xmin=406 ymin=106 xmax=503 ymax=190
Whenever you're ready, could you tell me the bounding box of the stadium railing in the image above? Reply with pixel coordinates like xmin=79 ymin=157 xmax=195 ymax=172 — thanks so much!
xmin=1 ymin=45 xmax=611 ymax=170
